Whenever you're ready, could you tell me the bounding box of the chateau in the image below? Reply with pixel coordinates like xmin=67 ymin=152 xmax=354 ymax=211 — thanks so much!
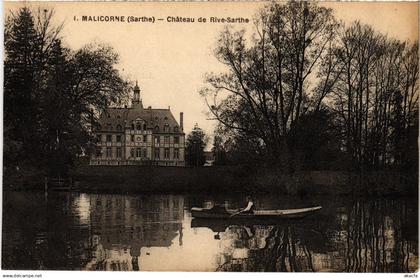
xmin=90 ymin=83 xmax=185 ymax=166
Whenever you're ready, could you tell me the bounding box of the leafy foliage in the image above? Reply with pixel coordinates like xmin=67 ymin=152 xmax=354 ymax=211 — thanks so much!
xmin=4 ymin=7 xmax=130 ymax=175
xmin=202 ymin=1 xmax=418 ymax=172
xmin=185 ymin=124 xmax=208 ymax=167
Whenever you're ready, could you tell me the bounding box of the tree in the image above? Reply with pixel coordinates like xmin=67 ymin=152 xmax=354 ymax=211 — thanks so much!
xmin=201 ymin=1 xmax=338 ymax=169
xmin=4 ymin=6 xmax=131 ymax=175
xmin=212 ymin=123 xmax=266 ymax=166
xmin=212 ymin=135 xmax=226 ymax=165
xmin=47 ymin=43 xmax=130 ymax=175
xmin=185 ymin=124 xmax=208 ymax=167
xmin=202 ymin=1 xmax=418 ymax=172
xmin=325 ymin=21 xmax=418 ymax=170
xmin=288 ymin=109 xmax=343 ymax=170
xmin=4 ymin=7 xmax=64 ymax=169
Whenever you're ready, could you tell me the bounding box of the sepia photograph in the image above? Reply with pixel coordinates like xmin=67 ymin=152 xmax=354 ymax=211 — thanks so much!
xmin=1 ymin=0 xmax=419 ymax=273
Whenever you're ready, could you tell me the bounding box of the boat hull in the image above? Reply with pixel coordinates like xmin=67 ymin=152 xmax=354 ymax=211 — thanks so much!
xmin=191 ymin=206 xmax=322 ymax=219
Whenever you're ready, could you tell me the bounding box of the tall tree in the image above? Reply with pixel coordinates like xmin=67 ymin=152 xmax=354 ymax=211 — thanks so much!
xmin=201 ymin=1 xmax=338 ymax=168
xmin=288 ymin=109 xmax=342 ymax=170
xmin=4 ymin=7 xmax=131 ymax=175
xmin=185 ymin=124 xmax=208 ymax=167
xmin=326 ymin=21 xmax=418 ymax=170
xmin=4 ymin=7 xmax=46 ymax=165
xmin=212 ymin=135 xmax=226 ymax=166
xmin=202 ymin=2 xmax=418 ymax=171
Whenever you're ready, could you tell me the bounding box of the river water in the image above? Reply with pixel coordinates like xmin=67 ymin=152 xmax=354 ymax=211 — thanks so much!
xmin=2 ymin=191 xmax=418 ymax=272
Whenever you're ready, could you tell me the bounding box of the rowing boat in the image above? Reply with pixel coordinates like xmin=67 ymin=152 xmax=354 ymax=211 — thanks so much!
xmin=191 ymin=205 xmax=322 ymax=219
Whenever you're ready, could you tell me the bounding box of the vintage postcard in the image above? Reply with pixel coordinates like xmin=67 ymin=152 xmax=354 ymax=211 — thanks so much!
xmin=1 ymin=0 xmax=419 ymax=275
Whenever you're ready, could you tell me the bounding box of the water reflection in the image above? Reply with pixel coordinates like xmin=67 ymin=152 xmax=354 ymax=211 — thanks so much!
xmin=2 ymin=192 xmax=418 ymax=272
xmin=77 ymin=194 xmax=184 ymax=271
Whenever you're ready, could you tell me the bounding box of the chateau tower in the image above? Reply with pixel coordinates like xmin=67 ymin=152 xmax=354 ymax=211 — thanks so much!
xmin=132 ymin=81 xmax=143 ymax=109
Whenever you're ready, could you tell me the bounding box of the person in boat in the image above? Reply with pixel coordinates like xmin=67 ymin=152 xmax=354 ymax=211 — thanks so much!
xmin=239 ymin=196 xmax=254 ymax=214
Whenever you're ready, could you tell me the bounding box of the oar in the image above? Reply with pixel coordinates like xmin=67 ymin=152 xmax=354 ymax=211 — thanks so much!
xmin=230 ymin=210 xmax=244 ymax=218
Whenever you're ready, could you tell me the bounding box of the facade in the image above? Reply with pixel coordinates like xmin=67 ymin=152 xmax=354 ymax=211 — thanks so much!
xmin=90 ymin=83 xmax=185 ymax=166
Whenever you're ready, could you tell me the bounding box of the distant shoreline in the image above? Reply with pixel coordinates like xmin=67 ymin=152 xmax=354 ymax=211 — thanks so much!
xmin=3 ymin=165 xmax=417 ymax=197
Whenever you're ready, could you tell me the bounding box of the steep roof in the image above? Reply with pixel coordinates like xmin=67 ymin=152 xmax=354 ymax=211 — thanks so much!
xmin=97 ymin=106 xmax=182 ymax=134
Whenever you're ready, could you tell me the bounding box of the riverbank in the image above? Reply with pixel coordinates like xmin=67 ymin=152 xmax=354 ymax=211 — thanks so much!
xmin=3 ymin=165 xmax=417 ymax=196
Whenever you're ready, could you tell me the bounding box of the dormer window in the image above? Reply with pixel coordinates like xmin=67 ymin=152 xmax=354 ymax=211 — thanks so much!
xmin=143 ymin=124 xmax=147 ymax=130
xmin=136 ymin=124 xmax=142 ymax=130
xmin=107 ymin=124 xmax=112 ymax=131
xmin=154 ymin=125 xmax=160 ymax=132
xmin=174 ymin=126 xmax=179 ymax=132
xmin=164 ymin=124 xmax=170 ymax=132
xmin=116 ymin=124 xmax=122 ymax=132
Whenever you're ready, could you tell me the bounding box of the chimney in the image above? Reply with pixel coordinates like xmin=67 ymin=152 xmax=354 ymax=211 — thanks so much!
xmin=180 ymin=112 xmax=184 ymax=131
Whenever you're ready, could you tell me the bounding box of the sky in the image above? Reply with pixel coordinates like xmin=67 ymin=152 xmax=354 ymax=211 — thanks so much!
xmin=4 ymin=1 xmax=419 ymax=147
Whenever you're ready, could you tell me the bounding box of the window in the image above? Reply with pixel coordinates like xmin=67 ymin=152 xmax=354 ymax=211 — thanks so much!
xmin=143 ymin=135 xmax=147 ymax=143
xmin=131 ymin=135 xmax=135 ymax=142
xmin=164 ymin=136 xmax=170 ymax=144
xmin=143 ymin=148 xmax=147 ymax=158
xmin=116 ymin=135 xmax=121 ymax=142
xmin=136 ymin=124 xmax=142 ymax=130
xmin=96 ymin=147 xmax=102 ymax=157
xmin=131 ymin=123 xmax=135 ymax=130
xmin=136 ymin=148 xmax=141 ymax=158
xmin=154 ymin=125 xmax=159 ymax=132
xmin=173 ymin=148 xmax=179 ymax=159
xmin=116 ymin=147 xmax=122 ymax=158
xmin=143 ymin=124 xmax=147 ymax=130
xmin=130 ymin=148 xmax=135 ymax=158
xmin=116 ymin=125 xmax=122 ymax=132
xmin=154 ymin=148 xmax=160 ymax=159
xmin=106 ymin=135 xmax=112 ymax=142
xmin=164 ymin=124 xmax=170 ymax=132
xmin=164 ymin=148 xmax=170 ymax=159
xmin=154 ymin=136 xmax=160 ymax=144
xmin=106 ymin=147 xmax=112 ymax=157
xmin=174 ymin=136 xmax=179 ymax=144
xmin=174 ymin=126 xmax=179 ymax=132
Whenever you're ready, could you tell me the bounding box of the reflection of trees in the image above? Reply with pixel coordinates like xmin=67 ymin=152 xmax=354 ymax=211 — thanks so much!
xmin=343 ymin=199 xmax=417 ymax=272
xmin=45 ymin=193 xmax=92 ymax=270
xmin=2 ymin=192 xmax=49 ymax=270
xmin=2 ymin=192 xmax=185 ymax=271
xmin=83 ymin=194 xmax=185 ymax=271
xmin=3 ymin=192 xmax=417 ymax=272
xmin=255 ymin=226 xmax=314 ymax=272
xmin=215 ymin=198 xmax=417 ymax=272
xmin=217 ymin=225 xmax=316 ymax=272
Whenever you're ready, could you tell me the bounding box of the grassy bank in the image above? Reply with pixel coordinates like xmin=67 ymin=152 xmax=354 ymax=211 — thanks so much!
xmin=3 ymin=165 xmax=417 ymax=196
